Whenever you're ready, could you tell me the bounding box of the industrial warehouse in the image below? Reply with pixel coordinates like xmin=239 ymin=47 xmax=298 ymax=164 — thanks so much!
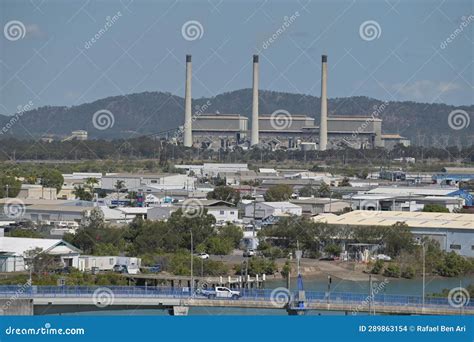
xmin=181 ymin=54 xmax=410 ymax=151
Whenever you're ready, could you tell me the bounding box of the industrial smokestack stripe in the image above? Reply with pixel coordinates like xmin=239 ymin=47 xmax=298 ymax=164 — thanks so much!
xmin=184 ymin=54 xmax=193 ymax=147
xmin=319 ymin=54 xmax=328 ymax=151
xmin=251 ymin=54 xmax=259 ymax=146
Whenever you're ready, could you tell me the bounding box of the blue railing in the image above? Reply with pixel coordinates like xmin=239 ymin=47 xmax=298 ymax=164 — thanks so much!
xmin=0 ymin=286 xmax=471 ymax=310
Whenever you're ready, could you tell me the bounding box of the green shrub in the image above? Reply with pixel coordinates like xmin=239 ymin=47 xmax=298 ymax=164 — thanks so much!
xmin=371 ymin=260 xmax=384 ymax=274
xmin=401 ymin=266 xmax=415 ymax=279
xmin=383 ymin=264 xmax=401 ymax=278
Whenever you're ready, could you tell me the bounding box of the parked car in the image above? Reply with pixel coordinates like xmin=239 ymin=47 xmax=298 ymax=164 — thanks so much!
xmin=196 ymin=252 xmax=210 ymax=260
xmin=113 ymin=264 xmax=140 ymax=274
xmin=201 ymin=286 xmax=241 ymax=300
xmin=375 ymin=254 xmax=392 ymax=261
xmin=243 ymin=249 xmax=256 ymax=257
xmin=149 ymin=264 xmax=162 ymax=273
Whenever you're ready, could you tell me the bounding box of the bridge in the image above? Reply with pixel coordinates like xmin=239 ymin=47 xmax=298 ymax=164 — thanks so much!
xmin=0 ymin=286 xmax=472 ymax=316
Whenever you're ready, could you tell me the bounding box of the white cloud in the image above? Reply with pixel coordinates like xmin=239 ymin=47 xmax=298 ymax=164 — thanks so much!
xmin=391 ymin=80 xmax=462 ymax=101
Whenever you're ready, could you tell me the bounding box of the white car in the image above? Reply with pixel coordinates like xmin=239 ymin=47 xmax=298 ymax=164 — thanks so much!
xmin=201 ymin=287 xmax=241 ymax=299
xmin=196 ymin=252 xmax=210 ymax=259
xmin=375 ymin=254 xmax=392 ymax=261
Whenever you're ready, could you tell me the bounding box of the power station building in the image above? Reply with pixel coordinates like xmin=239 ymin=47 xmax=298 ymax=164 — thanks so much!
xmin=182 ymin=54 xmax=409 ymax=150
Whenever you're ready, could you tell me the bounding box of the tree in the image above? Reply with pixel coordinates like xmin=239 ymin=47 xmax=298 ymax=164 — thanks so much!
xmin=218 ymin=224 xmax=243 ymax=248
xmin=24 ymin=248 xmax=62 ymax=275
xmin=206 ymin=185 xmax=240 ymax=205
xmin=264 ymin=184 xmax=293 ymax=201
xmin=298 ymin=184 xmax=317 ymax=197
xmin=114 ymin=180 xmax=125 ymax=202
xmin=0 ymin=175 xmax=21 ymax=198
xmin=317 ymin=182 xmax=331 ymax=197
xmin=40 ymin=170 xmax=64 ymax=193
xmin=73 ymin=185 xmax=93 ymax=201
xmin=338 ymin=177 xmax=351 ymax=187
xmin=371 ymin=260 xmax=384 ymax=274
xmin=422 ymin=204 xmax=449 ymax=213
xmin=384 ymin=264 xmax=401 ymax=278
xmin=383 ymin=222 xmax=415 ymax=257
xmin=324 ymin=243 xmax=342 ymax=257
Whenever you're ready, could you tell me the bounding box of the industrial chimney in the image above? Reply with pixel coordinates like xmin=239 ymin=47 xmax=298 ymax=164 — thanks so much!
xmin=251 ymin=54 xmax=259 ymax=146
xmin=183 ymin=54 xmax=193 ymax=147
xmin=319 ymin=54 xmax=328 ymax=151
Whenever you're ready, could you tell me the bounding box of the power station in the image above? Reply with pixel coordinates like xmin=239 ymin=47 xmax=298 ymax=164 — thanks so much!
xmin=181 ymin=54 xmax=409 ymax=150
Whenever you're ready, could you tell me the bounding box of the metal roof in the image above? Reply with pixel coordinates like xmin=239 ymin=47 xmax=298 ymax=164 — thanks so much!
xmin=313 ymin=210 xmax=474 ymax=230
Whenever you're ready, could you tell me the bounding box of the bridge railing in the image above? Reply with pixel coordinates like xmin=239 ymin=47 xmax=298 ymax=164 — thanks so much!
xmin=0 ymin=286 xmax=471 ymax=311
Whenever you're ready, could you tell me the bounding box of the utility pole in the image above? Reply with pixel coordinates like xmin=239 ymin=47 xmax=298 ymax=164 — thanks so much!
xmin=190 ymin=228 xmax=194 ymax=296
xmin=368 ymin=274 xmax=372 ymax=315
xmin=422 ymin=241 xmax=425 ymax=312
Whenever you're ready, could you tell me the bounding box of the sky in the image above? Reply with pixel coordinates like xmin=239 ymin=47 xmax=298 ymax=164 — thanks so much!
xmin=0 ymin=0 xmax=473 ymax=116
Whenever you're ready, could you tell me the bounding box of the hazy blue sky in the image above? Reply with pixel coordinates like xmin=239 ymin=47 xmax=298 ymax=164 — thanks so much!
xmin=0 ymin=0 xmax=473 ymax=115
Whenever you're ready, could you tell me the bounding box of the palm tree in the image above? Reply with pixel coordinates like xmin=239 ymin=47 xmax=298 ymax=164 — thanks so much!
xmin=85 ymin=177 xmax=99 ymax=199
xmin=114 ymin=180 xmax=125 ymax=204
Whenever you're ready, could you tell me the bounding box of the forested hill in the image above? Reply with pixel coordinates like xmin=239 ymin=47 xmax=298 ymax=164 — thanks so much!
xmin=0 ymin=89 xmax=472 ymax=146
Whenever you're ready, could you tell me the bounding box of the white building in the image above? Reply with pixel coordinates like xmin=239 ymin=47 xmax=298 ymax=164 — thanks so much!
xmin=78 ymin=255 xmax=141 ymax=272
xmin=244 ymin=202 xmax=303 ymax=220
xmin=17 ymin=184 xmax=57 ymax=200
xmin=101 ymin=173 xmax=195 ymax=191
xmin=314 ymin=211 xmax=474 ymax=257
xmin=0 ymin=237 xmax=81 ymax=272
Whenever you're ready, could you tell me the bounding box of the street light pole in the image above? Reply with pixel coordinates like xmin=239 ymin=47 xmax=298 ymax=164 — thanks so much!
xmin=422 ymin=242 xmax=425 ymax=312
xmin=190 ymin=229 xmax=194 ymax=296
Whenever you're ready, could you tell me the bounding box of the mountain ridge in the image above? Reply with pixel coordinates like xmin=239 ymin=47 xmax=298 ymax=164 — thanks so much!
xmin=1 ymin=89 xmax=473 ymax=145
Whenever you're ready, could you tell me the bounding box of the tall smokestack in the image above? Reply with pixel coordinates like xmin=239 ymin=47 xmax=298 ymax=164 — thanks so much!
xmin=319 ymin=54 xmax=328 ymax=151
xmin=251 ymin=54 xmax=259 ymax=146
xmin=184 ymin=54 xmax=192 ymax=147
